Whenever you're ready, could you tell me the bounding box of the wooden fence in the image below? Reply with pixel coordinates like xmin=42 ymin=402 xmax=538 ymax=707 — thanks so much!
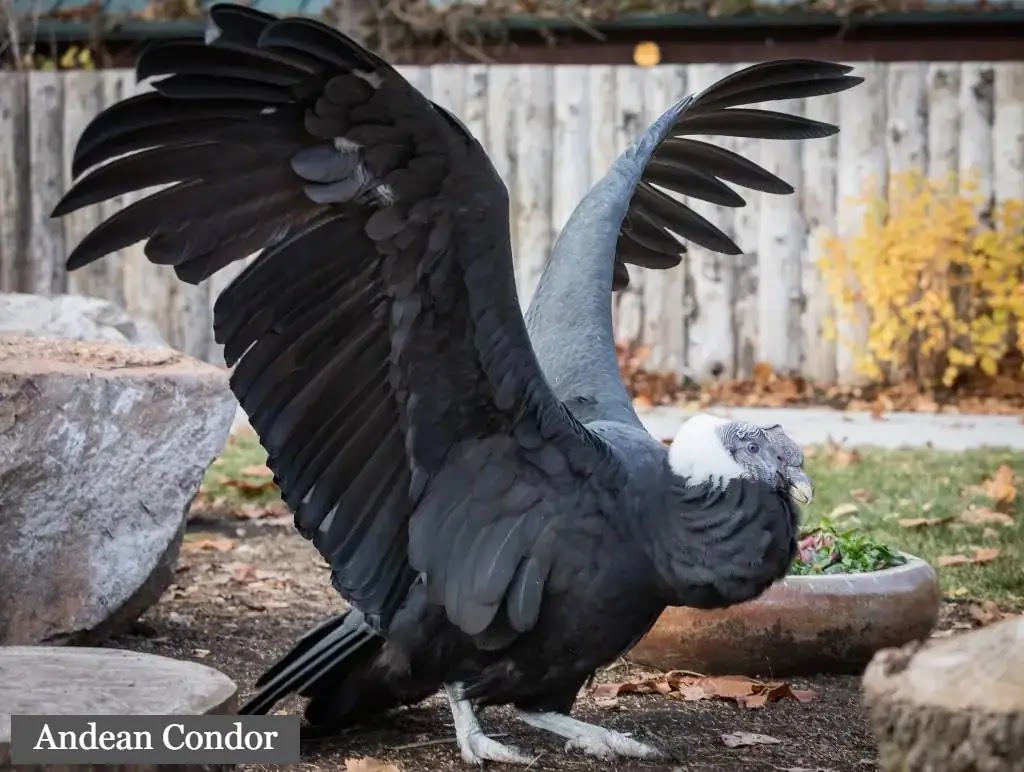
xmin=1 ymin=62 xmax=1022 ymax=381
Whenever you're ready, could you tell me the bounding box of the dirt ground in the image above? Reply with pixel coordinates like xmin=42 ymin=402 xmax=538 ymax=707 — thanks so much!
xmin=105 ymin=512 xmax=979 ymax=772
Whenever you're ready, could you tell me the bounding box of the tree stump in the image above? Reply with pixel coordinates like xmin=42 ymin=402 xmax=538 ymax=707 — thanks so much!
xmin=0 ymin=646 xmax=237 ymax=771
xmin=862 ymin=617 xmax=1024 ymax=772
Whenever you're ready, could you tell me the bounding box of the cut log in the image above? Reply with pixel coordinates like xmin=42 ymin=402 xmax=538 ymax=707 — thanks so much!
xmin=862 ymin=616 xmax=1024 ymax=772
xmin=0 ymin=646 xmax=237 ymax=770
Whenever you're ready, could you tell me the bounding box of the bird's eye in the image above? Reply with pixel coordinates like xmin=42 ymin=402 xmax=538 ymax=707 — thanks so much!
xmin=746 ymin=442 xmax=760 ymax=454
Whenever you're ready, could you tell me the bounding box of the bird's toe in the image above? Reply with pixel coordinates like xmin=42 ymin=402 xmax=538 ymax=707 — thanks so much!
xmin=564 ymin=728 xmax=663 ymax=760
xmin=460 ymin=731 xmax=532 ymax=766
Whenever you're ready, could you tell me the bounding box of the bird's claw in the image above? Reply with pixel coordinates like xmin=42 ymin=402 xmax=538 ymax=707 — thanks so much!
xmin=562 ymin=728 xmax=663 ymax=760
xmin=459 ymin=730 xmax=532 ymax=766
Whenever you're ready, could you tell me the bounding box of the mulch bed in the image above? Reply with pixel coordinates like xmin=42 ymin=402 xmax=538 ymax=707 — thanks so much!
xmin=105 ymin=513 xmax=998 ymax=772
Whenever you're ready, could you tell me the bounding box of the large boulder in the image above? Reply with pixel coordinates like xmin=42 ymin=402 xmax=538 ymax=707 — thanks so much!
xmin=0 ymin=336 xmax=236 ymax=644
xmin=0 ymin=292 xmax=166 ymax=348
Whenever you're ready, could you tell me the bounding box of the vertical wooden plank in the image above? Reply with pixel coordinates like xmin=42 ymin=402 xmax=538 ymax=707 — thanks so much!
xmin=993 ymin=63 xmax=1024 ymax=208
xmin=925 ymin=64 xmax=961 ymax=185
xmin=396 ymin=65 xmax=427 ymax=96
xmin=484 ymin=66 xmax=520 ymax=292
xmin=755 ymin=96 xmax=805 ymax=374
xmin=104 ymin=69 xmax=172 ymax=343
xmin=27 ymin=70 xmax=66 ymax=295
xmin=681 ymin=63 xmax=738 ymax=380
xmin=836 ymin=62 xmax=887 ymax=383
xmin=641 ymin=65 xmax=689 ymax=375
xmin=462 ymin=64 xmax=487 ymax=144
xmin=800 ymin=91 xmax=840 ymax=383
xmin=885 ymin=63 xmax=927 ymax=186
xmin=728 ymin=63 xmax=761 ymax=378
xmin=0 ymin=73 xmax=29 ymax=293
xmin=61 ymin=69 xmax=106 ymax=299
xmin=958 ymin=62 xmax=995 ymax=208
xmin=429 ymin=65 xmax=466 ymax=119
xmin=610 ymin=65 xmax=647 ymax=345
xmin=551 ymin=66 xmax=591 ymax=238
xmin=512 ymin=65 xmax=553 ymax=307
xmin=587 ymin=65 xmax=618 ymax=191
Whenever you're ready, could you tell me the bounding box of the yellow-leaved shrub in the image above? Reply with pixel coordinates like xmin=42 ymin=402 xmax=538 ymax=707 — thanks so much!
xmin=818 ymin=170 xmax=1024 ymax=387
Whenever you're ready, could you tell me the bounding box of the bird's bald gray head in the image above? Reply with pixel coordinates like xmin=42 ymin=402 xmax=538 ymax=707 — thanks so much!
xmin=668 ymin=413 xmax=813 ymax=503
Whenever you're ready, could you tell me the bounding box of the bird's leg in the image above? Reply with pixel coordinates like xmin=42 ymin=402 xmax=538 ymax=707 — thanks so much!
xmin=444 ymin=684 xmax=532 ymax=766
xmin=517 ymin=710 xmax=663 ymax=760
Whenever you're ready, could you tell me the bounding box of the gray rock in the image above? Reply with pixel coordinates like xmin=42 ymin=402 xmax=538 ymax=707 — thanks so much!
xmin=0 ymin=336 xmax=236 ymax=644
xmin=0 ymin=292 xmax=166 ymax=348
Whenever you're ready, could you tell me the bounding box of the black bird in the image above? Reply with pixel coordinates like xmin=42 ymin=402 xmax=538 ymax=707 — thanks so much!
xmin=55 ymin=4 xmax=858 ymax=762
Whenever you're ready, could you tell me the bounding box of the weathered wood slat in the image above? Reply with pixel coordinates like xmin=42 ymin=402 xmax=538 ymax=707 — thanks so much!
xmin=429 ymin=64 xmax=466 ymax=119
xmin=756 ymin=95 xmax=806 ymax=374
xmin=61 ymin=70 xmax=105 ymax=299
xmin=641 ymin=66 xmax=690 ymax=375
xmin=0 ymin=73 xmax=29 ymax=293
xmin=925 ymin=64 xmax=961 ymax=184
xmin=27 ymin=70 xmax=66 ymax=295
xmin=728 ymin=63 xmax=762 ymax=378
xmin=836 ymin=62 xmax=888 ymax=383
xmin=958 ymin=63 xmax=995 ymax=208
xmin=484 ymin=65 xmax=521 ymax=297
xmin=462 ymin=64 xmax=488 ymax=144
xmin=993 ymin=63 xmax=1024 ymax=207
xmin=551 ymin=66 xmax=592 ymax=241
xmin=800 ymin=91 xmax=840 ymax=383
xmin=610 ymin=65 xmax=647 ymax=346
xmin=886 ymin=63 xmax=927 ymax=188
xmin=681 ymin=64 xmax=736 ymax=380
xmin=513 ymin=65 xmax=554 ymax=307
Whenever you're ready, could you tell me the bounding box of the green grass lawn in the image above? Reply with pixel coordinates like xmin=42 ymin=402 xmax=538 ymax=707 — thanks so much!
xmin=201 ymin=433 xmax=1023 ymax=608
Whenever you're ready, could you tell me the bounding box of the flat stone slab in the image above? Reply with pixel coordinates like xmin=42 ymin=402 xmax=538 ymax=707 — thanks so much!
xmin=638 ymin=405 xmax=1024 ymax=451
xmin=0 ymin=337 xmax=237 ymax=644
xmin=0 ymin=646 xmax=237 ymax=767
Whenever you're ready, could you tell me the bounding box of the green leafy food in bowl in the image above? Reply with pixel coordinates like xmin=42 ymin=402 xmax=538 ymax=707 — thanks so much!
xmin=790 ymin=521 xmax=907 ymax=575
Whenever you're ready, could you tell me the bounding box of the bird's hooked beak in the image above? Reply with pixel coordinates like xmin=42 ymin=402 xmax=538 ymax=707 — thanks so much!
xmin=787 ymin=468 xmax=814 ymax=504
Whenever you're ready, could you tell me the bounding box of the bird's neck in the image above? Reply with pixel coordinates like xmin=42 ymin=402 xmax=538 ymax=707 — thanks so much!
xmin=644 ymin=478 xmax=798 ymax=610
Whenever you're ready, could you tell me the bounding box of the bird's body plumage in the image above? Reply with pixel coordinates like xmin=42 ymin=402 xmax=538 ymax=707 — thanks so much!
xmin=54 ymin=5 xmax=856 ymax=761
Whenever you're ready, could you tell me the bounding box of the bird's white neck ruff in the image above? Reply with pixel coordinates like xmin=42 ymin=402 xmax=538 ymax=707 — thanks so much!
xmin=668 ymin=414 xmax=744 ymax=487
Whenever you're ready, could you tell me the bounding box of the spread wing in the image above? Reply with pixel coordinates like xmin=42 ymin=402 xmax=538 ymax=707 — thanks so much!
xmin=613 ymin=60 xmax=862 ymax=290
xmin=55 ymin=3 xmax=625 ymax=639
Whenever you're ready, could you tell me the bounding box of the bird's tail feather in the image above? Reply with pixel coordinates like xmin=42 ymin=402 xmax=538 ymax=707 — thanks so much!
xmin=240 ymin=608 xmax=381 ymax=717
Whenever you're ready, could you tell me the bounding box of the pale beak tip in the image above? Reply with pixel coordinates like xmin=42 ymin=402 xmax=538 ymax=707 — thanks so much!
xmin=791 ymin=483 xmax=814 ymax=504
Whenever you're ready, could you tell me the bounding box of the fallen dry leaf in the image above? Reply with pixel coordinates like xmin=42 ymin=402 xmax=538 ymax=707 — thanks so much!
xmin=593 ymin=697 xmax=620 ymax=710
xmin=828 ymin=503 xmax=859 ymax=519
xmin=344 ymin=758 xmax=399 ymax=772
xmin=850 ymin=488 xmax=875 ymax=502
xmin=222 ymin=478 xmax=278 ymax=496
xmin=181 ymin=536 xmax=236 ymax=553
xmin=898 ymin=516 xmax=953 ymax=529
xmin=239 ymin=464 xmax=273 ymax=477
xmin=721 ymin=732 xmax=781 ymax=748
xmin=959 ymin=506 xmax=1015 ymax=527
xmin=981 ymin=464 xmax=1017 ymax=505
xmin=822 ymin=438 xmax=862 ymax=469
xmin=591 ymin=671 xmax=812 ymax=710
xmin=936 ymin=547 xmax=1002 ymax=567
xmin=968 ymin=600 xmax=1007 ymax=626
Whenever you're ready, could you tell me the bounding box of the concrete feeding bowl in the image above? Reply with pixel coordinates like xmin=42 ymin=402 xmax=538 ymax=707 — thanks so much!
xmin=628 ymin=554 xmax=940 ymax=676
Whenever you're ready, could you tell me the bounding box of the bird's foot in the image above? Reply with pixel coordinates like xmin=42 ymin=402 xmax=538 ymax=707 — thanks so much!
xmin=518 ymin=711 xmax=663 ymax=760
xmin=445 ymin=682 xmax=533 ymax=766
xmin=562 ymin=727 xmax=662 ymax=760
xmin=458 ymin=730 xmax=532 ymax=766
